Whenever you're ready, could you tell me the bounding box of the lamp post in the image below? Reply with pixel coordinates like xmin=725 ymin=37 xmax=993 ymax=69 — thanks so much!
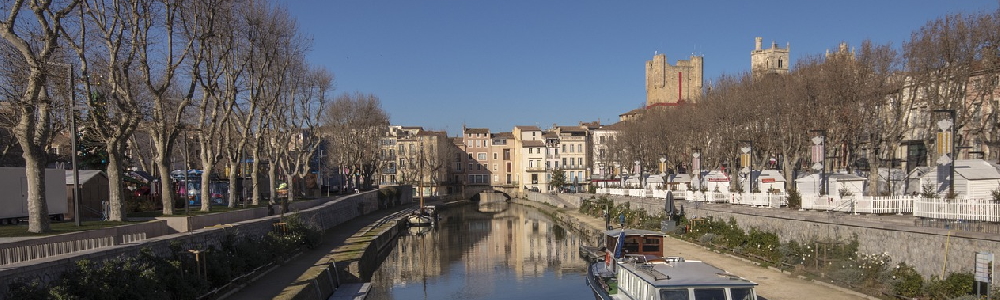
xmin=739 ymin=140 xmax=754 ymax=193
xmin=810 ymin=130 xmax=827 ymax=195
xmin=933 ymin=109 xmax=956 ymax=197
xmin=693 ymin=148 xmax=701 ymax=191
xmin=659 ymin=155 xmax=667 ymax=175
xmin=55 ymin=63 xmax=82 ymax=226
xmin=635 ymin=160 xmax=642 ymax=189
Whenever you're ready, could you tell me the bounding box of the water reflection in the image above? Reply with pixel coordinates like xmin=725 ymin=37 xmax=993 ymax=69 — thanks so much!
xmin=368 ymin=202 xmax=594 ymax=300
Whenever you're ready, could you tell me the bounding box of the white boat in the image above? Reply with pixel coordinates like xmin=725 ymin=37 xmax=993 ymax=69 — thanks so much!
xmin=588 ymin=228 xmax=757 ymax=300
xmin=589 ymin=257 xmax=757 ymax=300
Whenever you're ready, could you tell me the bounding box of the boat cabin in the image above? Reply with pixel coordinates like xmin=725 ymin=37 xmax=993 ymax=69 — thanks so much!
xmin=615 ymin=260 xmax=756 ymax=300
xmin=604 ymin=229 xmax=664 ymax=258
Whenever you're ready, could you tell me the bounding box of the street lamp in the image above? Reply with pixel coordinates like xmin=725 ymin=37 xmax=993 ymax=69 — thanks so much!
xmin=692 ymin=148 xmax=701 ymax=190
xmin=738 ymin=140 xmax=754 ymax=193
xmin=659 ymin=155 xmax=667 ymax=175
xmin=933 ymin=109 xmax=957 ymax=197
xmin=810 ymin=130 xmax=827 ymax=195
xmin=47 ymin=62 xmax=82 ymax=226
xmin=634 ymin=160 xmax=642 ymax=189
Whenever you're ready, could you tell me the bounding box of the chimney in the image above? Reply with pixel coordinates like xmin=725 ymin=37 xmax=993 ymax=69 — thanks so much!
xmin=755 ymin=37 xmax=762 ymax=51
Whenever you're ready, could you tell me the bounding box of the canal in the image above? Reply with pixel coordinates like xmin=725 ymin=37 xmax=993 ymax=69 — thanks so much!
xmin=367 ymin=201 xmax=597 ymax=300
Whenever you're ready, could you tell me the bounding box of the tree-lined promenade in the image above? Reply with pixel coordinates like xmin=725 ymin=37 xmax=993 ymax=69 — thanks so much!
xmin=606 ymin=9 xmax=1000 ymax=194
xmin=0 ymin=0 xmax=388 ymax=233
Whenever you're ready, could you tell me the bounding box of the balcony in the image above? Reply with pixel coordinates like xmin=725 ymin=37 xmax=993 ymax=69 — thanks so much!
xmin=526 ymin=166 xmax=547 ymax=172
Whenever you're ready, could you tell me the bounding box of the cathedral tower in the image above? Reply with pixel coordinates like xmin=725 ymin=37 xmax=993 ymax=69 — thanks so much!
xmin=751 ymin=37 xmax=790 ymax=76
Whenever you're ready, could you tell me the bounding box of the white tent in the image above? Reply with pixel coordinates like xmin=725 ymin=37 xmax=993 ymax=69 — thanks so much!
xmin=795 ymin=172 xmax=865 ymax=198
xmin=645 ymin=174 xmax=665 ymax=189
xmin=702 ymin=170 xmax=730 ymax=193
xmin=666 ymin=173 xmax=693 ymax=191
xmin=916 ymin=159 xmax=1000 ymax=199
xmin=755 ymin=170 xmax=787 ymax=194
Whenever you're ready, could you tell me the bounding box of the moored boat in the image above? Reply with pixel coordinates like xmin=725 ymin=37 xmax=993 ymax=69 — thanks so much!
xmin=588 ymin=228 xmax=757 ymax=300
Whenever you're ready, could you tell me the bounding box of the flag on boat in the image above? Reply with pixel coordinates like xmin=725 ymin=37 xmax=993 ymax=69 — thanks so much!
xmin=612 ymin=230 xmax=625 ymax=259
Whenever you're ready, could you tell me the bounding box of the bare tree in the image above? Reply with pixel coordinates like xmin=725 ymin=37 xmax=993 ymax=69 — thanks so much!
xmin=323 ymin=92 xmax=389 ymax=192
xmin=272 ymin=63 xmax=330 ymax=203
xmin=64 ymin=0 xmax=147 ymax=221
xmin=133 ymin=0 xmax=195 ymax=215
xmin=0 ymin=0 xmax=82 ymax=232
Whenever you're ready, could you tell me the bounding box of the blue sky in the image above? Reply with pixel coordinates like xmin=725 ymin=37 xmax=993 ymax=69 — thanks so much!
xmin=283 ymin=0 xmax=998 ymax=136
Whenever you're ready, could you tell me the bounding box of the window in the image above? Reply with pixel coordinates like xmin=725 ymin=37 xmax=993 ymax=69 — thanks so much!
xmin=493 ymin=164 xmax=497 ymax=171
xmin=478 ymin=153 xmax=487 ymax=160
xmin=578 ymin=158 xmax=583 ymax=166
xmin=659 ymin=289 xmax=689 ymax=300
xmin=692 ymin=288 xmax=726 ymax=300
xmin=399 ymin=144 xmax=405 ymax=155
xmin=503 ymin=149 xmax=511 ymax=160
xmin=476 ymin=164 xmax=481 ymax=170
xmin=493 ymin=175 xmax=498 ymax=182
xmin=731 ymin=288 xmax=754 ymax=300
xmin=400 ymin=159 xmax=406 ymax=169
xmin=562 ymin=144 xmax=566 ymax=152
xmin=531 ymin=174 xmax=538 ymax=184
xmin=506 ymin=163 xmax=511 ymax=172
xmin=562 ymin=158 xmax=567 ymax=166
xmin=493 ymin=153 xmax=498 ymax=160
xmin=468 ymin=153 xmax=473 ymax=159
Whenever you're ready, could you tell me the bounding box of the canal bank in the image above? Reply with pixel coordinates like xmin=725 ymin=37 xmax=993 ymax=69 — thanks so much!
xmin=511 ymin=198 xmax=873 ymax=300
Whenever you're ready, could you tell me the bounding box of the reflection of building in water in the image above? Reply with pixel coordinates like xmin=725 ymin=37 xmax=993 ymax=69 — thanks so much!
xmin=371 ymin=204 xmax=588 ymax=294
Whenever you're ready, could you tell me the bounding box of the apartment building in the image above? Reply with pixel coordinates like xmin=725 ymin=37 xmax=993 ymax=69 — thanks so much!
xmin=553 ymin=125 xmax=590 ymax=187
xmin=463 ymin=127 xmax=492 ymax=187
xmin=512 ymin=125 xmax=545 ymax=191
xmin=490 ymin=132 xmax=515 ymax=188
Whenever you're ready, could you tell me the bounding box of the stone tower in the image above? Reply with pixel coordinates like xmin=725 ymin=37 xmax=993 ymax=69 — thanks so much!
xmin=751 ymin=37 xmax=790 ymax=76
xmin=645 ymin=53 xmax=703 ymax=108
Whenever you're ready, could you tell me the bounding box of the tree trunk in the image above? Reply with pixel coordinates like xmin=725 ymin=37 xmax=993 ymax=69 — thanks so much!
xmin=200 ymin=163 xmax=214 ymax=212
xmin=268 ymin=158 xmax=278 ymax=203
xmin=227 ymin=160 xmax=238 ymax=208
xmin=251 ymin=148 xmax=262 ymax=205
xmin=153 ymin=135 xmax=176 ymax=215
xmin=23 ymin=149 xmax=50 ymax=233
xmin=105 ymin=148 xmax=126 ymax=221
xmin=286 ymin=173 xmax=296 ymax=203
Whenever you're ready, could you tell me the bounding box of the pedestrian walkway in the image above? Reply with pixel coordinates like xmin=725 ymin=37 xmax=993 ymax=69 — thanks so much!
xmin=514 ymin=199 xmax=874 ymax=300
xmin=222 ymin=203 xmax=415 ymax=300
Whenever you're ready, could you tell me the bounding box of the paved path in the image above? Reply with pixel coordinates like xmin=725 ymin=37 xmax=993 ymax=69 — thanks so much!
xmin=515 ymin=200 xmax=873 ymax=300
xmin=222 ymin=203 xmax=415 ymax=300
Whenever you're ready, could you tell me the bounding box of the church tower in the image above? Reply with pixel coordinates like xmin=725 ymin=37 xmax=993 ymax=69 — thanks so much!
xmin=751 ymin=37 xmax=790 ymax=76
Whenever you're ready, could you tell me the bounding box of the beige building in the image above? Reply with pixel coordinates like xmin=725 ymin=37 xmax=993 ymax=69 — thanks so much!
xmin=646 ymin=53 xmax=703 ymax=108
xmin=463 ymin=127 xmax=492 ymax=188
xmin=552 ymin=125 xmax=590 ymax=189
xmin=512 ymin=125 xmax=545 ymax=191
xmin=380 ymin=126 xmax=454 ymax=197
xmin=751 ymin=36 xmax=790 ymax=76
xmin=489 ymin=132 xmax=516 ymax=189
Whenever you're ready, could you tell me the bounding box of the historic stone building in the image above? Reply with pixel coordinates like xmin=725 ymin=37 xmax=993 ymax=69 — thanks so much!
xmin=645 ymin=53 xmax=703 ymax=108
xmin=751 ymin=37 xmax=790 ymax=76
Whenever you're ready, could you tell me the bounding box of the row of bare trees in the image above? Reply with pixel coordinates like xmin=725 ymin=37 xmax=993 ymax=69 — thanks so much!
xmin=607 ymin=9 xmax=1000 ymax=194
xmin=0 ymin=0 xmax=358 ymax=233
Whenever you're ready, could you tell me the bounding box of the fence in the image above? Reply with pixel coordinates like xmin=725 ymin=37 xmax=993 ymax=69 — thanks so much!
xmin=914 ymin=199 xmax=1000 ymax=222
xmin=597 ymin=186 xmax=1000 ymax=223
xmin=0 ymin=221 xmax=169 ymax=266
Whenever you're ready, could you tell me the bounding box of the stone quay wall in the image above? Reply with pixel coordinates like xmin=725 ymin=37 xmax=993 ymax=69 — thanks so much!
xmin=0 ymin=187 xmax=413 ymax=300
xmin=527 ymin=192 xmax=998 ymax=283
xmin=685 ymin=204 xmax=1000 ymax=284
